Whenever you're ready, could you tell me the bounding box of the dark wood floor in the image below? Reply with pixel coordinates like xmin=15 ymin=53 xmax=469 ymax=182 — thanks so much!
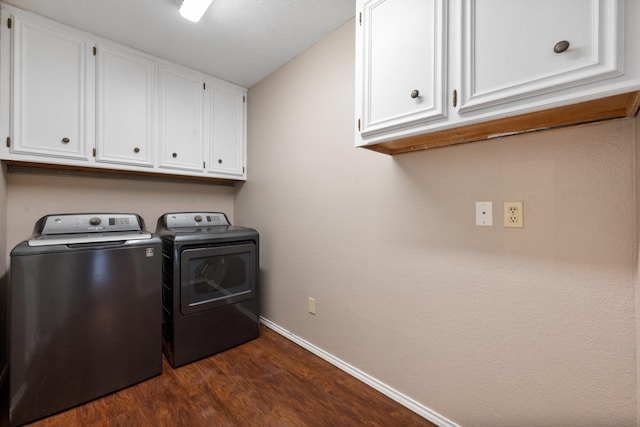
xmin=19 ymin=325 xmax=434 ymax=426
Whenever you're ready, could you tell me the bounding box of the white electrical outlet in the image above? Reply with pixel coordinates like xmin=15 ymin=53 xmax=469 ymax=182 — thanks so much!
xmin=475 ymin=201 xmax=493 ymax=226
xmin=308 ymin=297 xmax=316 ymax=315
xmin=504 ymin=201 xmax=524 ymax=228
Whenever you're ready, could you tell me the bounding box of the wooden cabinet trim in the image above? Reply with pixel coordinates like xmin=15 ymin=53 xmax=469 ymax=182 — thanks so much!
xmin=361 ymin=91 xmax=640 ymax=155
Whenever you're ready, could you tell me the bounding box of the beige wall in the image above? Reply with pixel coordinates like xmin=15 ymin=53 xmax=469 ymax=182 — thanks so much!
xmin=0 ymin=164 xmax=6 ymax=273
xmin=6 ymin=171 xmax=235 ymax=250
xmin=236 ymin=20 xmax=638 ymax=427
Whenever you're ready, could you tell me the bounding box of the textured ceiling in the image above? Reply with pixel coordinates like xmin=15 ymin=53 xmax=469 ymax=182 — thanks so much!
xmin=3 ymin=0 xmax=356 ymax=88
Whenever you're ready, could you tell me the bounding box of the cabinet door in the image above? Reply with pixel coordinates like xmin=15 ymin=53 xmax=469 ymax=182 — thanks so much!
xmin=357 ymin=0 xmax=447 ymax=138
xmin=458 ymin=0 xmax=622 ymax=113
xmin=208 ymin=82 xmax=245 ymax=178
xmin=6 ymin=10 xmax=93 ymax=161
xmin=96 ymin=44 xmax=155 ymax=166
xmin=158 ymin=65 xmax=205 ymax=172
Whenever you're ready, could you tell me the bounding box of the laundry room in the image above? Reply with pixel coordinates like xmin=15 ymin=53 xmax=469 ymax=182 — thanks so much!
xmin=1 ymin=1 xmax=640 ymax=427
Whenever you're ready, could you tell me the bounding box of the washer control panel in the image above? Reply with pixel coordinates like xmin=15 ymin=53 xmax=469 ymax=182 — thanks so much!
xmin=40 ymin=214 xmax=143 ymax=234
xmin=164 ymin=212 xmax=230 ymax=228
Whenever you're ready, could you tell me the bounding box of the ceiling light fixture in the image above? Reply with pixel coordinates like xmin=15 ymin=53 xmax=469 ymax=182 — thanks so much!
xmin=179 ymin=0 xmax=213 ymax=23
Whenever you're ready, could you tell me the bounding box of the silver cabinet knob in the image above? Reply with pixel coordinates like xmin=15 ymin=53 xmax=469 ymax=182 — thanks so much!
xmin=410 ymin=90 xmax=420 ymax=99
xmin=554 ymin=40 xmax=570 ymax=54
xmin=61 ymin=137 xmax=70 ymax=144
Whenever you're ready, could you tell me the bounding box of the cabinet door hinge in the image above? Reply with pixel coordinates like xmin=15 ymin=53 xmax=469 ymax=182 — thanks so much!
xmin=7 ymin=18 xmax=11 ymax=29
xmin=92 ymin=147 xmax=96 ymax=157
xmin=93 ymin=46 xmax=97 ymax=56
xmin=5 ymin=137 xmax=10 ymax=147
xmin=357 ymin=118 xmax=361 ymax=131
xmin=453 ymin=89 xmax=457 ymax=108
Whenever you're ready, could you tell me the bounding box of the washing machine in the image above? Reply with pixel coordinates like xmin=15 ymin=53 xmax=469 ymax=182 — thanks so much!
xmin=156 ymin=212 xmax=259 ymax=368
xmin=8 ymin=213 xmax=161 ymax=426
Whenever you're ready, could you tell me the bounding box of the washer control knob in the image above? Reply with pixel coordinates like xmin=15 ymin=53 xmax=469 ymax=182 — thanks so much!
xmin=194 ymin=215 xmax=203 ymax=222
xmin=89 ymin=217 xmax=101 ymax=226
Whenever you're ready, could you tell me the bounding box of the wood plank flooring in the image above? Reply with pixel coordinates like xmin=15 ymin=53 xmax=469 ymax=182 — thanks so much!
xmin=16 ymin=325 xmax=435 ymax=426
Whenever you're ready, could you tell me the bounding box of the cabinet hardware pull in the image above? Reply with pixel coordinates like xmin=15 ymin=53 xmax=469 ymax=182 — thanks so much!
xmin=410 ymin=89 xmax=420 ymax=99
xmin=133 ymin=147 xmax=140 ymax=153
xmin=218 ymin=159 xmax=223 ymax=164
xmin=61 ymin=137 xmax=70 ymax=144
xmin=172 ymin=152 xmax=177 ymax=158
xmin=453 ymin=89 xmax=457 ymax=107
xmin=554 ymin=40 xmax=570 ymax=54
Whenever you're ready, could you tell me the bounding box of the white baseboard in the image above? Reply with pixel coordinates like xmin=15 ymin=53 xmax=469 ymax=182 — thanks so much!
xmin=260 ymin=316 xmax=461 ymax=427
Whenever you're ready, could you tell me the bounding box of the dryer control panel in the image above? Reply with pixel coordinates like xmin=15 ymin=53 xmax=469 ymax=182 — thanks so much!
xmin=164 ymin=212 xmax=230 ymax=228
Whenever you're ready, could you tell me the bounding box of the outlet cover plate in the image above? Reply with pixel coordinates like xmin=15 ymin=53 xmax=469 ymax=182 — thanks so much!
xmin=504 ymin=201 xmax=524 ymax=228
xmin=475 ymin=201 xmax=493 ymax=226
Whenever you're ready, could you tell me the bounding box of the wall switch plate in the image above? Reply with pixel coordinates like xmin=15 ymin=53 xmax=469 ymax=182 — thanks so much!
xmin=504 ymin=201 xmax=524 ymax=228
xmin=475 ymin=201 xmax=493 ymax=226
xmin=308 ymin=297 xmax=316 ymax=315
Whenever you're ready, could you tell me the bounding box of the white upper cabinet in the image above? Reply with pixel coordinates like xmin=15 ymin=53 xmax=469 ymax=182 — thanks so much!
xmin=208 ymin=81 xmax=246 ymax=179
xmin=1 ymin=8 xmax=94 ymax=161
xmin=358 ymin=0 xmax=446 ymax=137
xmin=96 ymin=44 xmax=155 ymax=167
xmin=158 ymin=64 xmax=206 ymax=172
xmin=458 ymin=0 xmax=622 ymax=113
xmin=0 ymin=4 xmax=248 ymax=181
xmin=355 ymin=0 xmax=640 ymax=153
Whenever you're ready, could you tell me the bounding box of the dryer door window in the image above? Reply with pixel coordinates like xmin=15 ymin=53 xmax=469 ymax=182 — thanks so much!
xmin=180 ymin=243 xmax=256 ymax=315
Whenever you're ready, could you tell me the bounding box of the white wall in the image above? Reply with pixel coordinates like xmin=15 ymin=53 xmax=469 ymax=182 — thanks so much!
xmin=236 ymin=20 xmax=637 ymax=426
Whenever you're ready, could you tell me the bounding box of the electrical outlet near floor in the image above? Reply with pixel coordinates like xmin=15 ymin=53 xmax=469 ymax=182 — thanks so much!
xmin=504 ymin=201 xmax=524 ymax=228
xmin=308 ymin=297 xmax=316 ymax=315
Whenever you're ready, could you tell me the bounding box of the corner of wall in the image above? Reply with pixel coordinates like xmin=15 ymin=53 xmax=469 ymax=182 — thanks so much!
xmin=0 ymin=161 xmax=7 ymax=390
xmin=0 ymin=161 xmax=6 ymax=273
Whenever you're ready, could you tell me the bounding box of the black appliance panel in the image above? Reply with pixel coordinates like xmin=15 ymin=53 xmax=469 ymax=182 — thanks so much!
xmin=157 ymin=212 xmax=259 ymax=368
xmin=9 ymin=233 xmax=161 ymax=426
xmin=180 ymin=243 xmax=256 ymax=315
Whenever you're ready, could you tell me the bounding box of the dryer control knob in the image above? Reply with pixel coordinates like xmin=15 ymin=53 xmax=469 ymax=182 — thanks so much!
xmin=89 ymin=217 xmax=101 ymax=226
xmin=194 ymin=215 xmax=203 ymax=222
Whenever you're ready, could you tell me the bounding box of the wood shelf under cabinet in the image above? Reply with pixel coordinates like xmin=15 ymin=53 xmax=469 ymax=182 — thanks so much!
xmin=362 ymin=91 xmax=640 ymax=155
xmin=3 ymin=160 xmax=237 ymax=185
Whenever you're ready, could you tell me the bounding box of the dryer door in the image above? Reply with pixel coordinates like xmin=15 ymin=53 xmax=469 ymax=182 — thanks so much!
xmin=180 ymin=243 xmax=256 ymax=315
